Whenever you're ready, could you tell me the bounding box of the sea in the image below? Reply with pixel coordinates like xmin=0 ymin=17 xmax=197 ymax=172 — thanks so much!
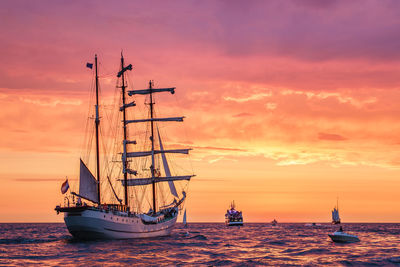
xmin=1 ymin=223 xmax=400 ymax=266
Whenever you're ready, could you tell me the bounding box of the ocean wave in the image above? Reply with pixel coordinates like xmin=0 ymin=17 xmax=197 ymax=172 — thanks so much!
xmin=292 ymin=248 xmax=331 ymax=256
xmin=188 ymin=234 xmax=207 ymax=240
xmin=0 ymin=237 xmax=59 ymax=245
xmin=388 ymin=256 xmax=400 ymax=263
xmin=2 ymin=223 xmax=400 ymax=266
xmin=265 ymin=240 xmax=288 ymax=246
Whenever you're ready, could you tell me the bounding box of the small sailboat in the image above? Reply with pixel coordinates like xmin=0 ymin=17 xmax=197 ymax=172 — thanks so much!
xmin=271 ymin=219 xmax=278 ymax=226
xmin=332 ymin=198 xmax=341 ymax=224
xmin=329 ymin=226 xmax=359 ymax=243
xmin=55 ymin=54 xmax=194 ymax=239
xmin=225 ymin=201 xmax=243 ymax=226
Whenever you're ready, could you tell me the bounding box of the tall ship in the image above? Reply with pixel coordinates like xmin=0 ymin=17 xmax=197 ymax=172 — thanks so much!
xmin=225 ymin=201 xmax=243 ymax=226
xmin=331 ymin=199 xmax=341 ymax=224
xmin=55 ymin=54 xmax=194 ymax=239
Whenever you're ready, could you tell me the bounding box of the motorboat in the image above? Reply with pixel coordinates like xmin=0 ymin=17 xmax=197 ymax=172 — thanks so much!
xmin=329 ymin=230 xmax=359 ymax=243
xmin=225 ymin=201 xmax=243 ymax=226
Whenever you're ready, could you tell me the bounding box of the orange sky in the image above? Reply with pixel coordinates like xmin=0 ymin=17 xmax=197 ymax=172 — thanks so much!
xmin=1 ymin=0 xmax=400 ymax=222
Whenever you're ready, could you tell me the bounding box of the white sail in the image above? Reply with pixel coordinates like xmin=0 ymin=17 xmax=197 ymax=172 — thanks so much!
xmin=157 ymin=128 xmax=179 ymax=198
xmin=332 ymin=208 xmax=340 ymax=222
xmin=183 ymin=209 xmax=187 ymax=226
xmin=335 ymin=209 xmax=340 ymax=221
xmin=79 ymin=159 xmax=99 ymax=203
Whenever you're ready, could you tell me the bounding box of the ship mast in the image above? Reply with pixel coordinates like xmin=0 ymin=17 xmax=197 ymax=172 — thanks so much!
xmin=124 ymin=82 xmax=194 ymax=211
xmin=117 ymin=55 xmax=133 ymax=208
xmin=337 ymin=197 xmax=339 ymax=212
xmin=121 ymin=54 xmax=128 ymax=207
xmin=149 ymin=80 xmax=156 ymax=213
xmin=95 ymin=55 xmax=101 ymax=204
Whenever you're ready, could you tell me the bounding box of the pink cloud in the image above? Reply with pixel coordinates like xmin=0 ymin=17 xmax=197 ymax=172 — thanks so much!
xmin=233 ymin=112 xmax=253 ymax=117
xmin=318 ymin=132 xmax=347 ymax=141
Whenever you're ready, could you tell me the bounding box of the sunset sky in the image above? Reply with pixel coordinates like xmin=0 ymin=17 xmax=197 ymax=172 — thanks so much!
xmin=2 ymin=0 xmax=400 ymax=222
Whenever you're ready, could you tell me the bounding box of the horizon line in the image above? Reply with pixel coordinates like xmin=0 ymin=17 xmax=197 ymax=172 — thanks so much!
xmin=1 ymin=221 xmax=400 ymax=224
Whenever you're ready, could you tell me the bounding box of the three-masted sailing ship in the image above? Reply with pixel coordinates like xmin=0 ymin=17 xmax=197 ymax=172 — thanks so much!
xmin=55 ymin=54 xmax=194 ymax=239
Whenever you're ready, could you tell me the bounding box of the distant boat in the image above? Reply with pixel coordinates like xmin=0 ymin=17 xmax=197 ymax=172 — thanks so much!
xmin=55 ymin=54 xmax=194 ymax=239
xmin=305 ymin=223 xmax=321 ymax=227
xmin=332 ymin=198 xmax=341 ymax=224
xmin=329 ymin=226 xmax=359 ymax=243
xmin=271 ymin=219 xmax=278 ymax=226
xmin=225 ymin=201 xmax=243 ymax=226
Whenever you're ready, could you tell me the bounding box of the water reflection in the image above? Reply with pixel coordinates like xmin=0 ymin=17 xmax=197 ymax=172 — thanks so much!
xmin=1 ymin=223 xmax=400 ymax=265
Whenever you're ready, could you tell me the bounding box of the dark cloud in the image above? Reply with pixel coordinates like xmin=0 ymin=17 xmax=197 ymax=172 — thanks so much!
xmin=212 ymin=1 xmax=400 ymax=61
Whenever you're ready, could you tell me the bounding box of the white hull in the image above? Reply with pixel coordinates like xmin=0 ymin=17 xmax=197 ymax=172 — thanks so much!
xmin=226 ymin=221 xmax=243 ymax=226
xmin=64 ymin=208 xmax=178 ymax=239
xmin=328 ymin=231 xmax=359 ymax=243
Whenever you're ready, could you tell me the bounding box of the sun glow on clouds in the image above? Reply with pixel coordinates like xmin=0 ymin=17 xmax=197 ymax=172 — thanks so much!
xmin=19 ymin=97 xmax=82 ymax=107
xmin=224 ymin=91 xmax=272 ymax=103
xmin=1 ymin=0 xmax=400 ymax=222
xmin=281 ymin=89 xmax=378 ymax=108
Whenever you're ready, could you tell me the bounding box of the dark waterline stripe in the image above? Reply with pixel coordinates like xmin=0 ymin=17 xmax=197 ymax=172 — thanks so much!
xmin=103 ymin=227 xmax=172 ymax=234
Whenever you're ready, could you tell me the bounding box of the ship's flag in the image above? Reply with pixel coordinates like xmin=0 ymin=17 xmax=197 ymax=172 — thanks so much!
xmin=61 ymin=179 xmax=69 ymax=194
xmin=86 ymin=62 xmax=93 ymax=69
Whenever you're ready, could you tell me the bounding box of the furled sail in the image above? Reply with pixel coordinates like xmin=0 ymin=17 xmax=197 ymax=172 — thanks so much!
xmin=126 ymin=149 xmax=191 ymax=158
xmin=125 ymin=117 xmax=184 ymax=124
xmin=125 ymin=169 xmax=138 ymax=175
xmin=117 ymin=64 xmax=132 ymax=77
xmin=157 ymin=128 xmax=178 ymax=198
xmin=128 ymin=87 xmax=175 ymax=96
xmin=119 ymin=101 xmax=136 ymax=111
xmin=79 ymin=159 xmax=99 ymax=203
xmin=140 ymin=213 xmax=164 ymax=223
xmin=122 ymin=175 xmax=194 ymax=186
